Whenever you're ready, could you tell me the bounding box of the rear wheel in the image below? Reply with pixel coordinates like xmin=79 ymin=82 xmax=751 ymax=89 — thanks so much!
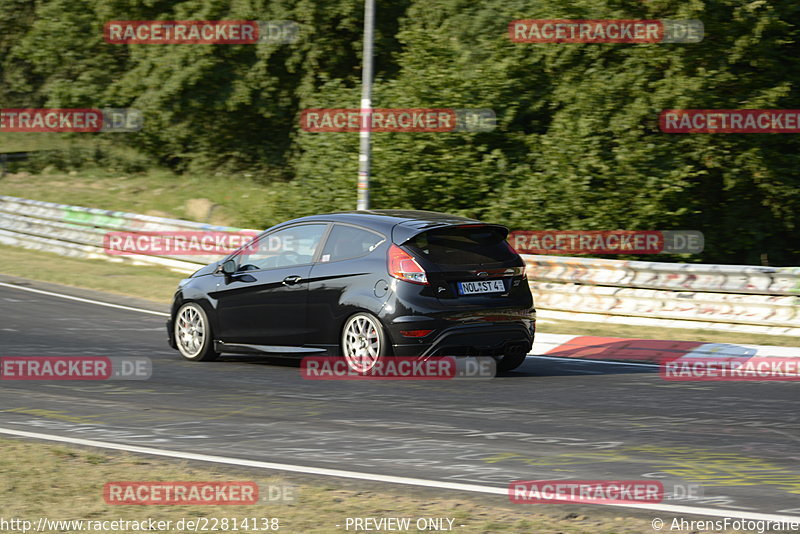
xmin=341 ymin=312 xmax=390 ymax=373
xmin=175 ymin=303 xmax=220 ymax=361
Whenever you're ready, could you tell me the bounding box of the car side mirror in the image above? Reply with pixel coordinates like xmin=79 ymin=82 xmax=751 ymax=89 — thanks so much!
xmin=220 ymin=259 xmax=237 ymax=275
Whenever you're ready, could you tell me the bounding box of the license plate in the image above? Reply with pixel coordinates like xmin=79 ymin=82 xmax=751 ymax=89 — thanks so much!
xmin=457 ymin=279 xmax=506 ymax=295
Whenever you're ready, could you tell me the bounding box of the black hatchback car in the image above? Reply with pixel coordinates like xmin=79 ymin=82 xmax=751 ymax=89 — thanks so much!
xmin=167 ymin=210 xmax=535 ymax=372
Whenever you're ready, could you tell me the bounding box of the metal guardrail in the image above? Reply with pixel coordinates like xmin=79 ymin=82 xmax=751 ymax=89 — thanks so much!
xmin=523 ymin=255 xmax=800 ymax=335
xmin=524 ymin=255 xmax=800 ymax=296
xmin=0 ymin=195 xmax=798 ymax=335
xmin=0 ymin=195 xmax=245 ymax=273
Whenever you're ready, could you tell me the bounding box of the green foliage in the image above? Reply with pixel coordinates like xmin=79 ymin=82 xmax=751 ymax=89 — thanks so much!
xmin=1 ymin=0 xmax=798 ymax=264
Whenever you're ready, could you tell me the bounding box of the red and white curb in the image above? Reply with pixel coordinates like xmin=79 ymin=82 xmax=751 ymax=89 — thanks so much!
xmin=532 ymin=333 xmax=800 ymax=364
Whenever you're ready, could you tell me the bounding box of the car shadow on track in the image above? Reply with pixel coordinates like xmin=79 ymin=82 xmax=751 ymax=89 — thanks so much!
xmin=217 ymin=355 xmax=302 ymax=367
xmin=501 ymin=355 xmax=658 ymax=377
xmin=214 ymin=354 xmax=658 ymax=379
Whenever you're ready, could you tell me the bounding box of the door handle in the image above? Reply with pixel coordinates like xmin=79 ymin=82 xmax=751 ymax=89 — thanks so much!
xmin=282 ymin=275 xmax=302 ymax=286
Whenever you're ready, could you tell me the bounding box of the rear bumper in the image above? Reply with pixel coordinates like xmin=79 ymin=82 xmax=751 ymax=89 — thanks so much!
xmin=391 ymin=321 xmax=534 ymax=357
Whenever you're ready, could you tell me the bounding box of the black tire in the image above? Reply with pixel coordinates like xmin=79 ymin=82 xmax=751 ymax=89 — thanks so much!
xmin=340 ymin=312 xmax=391 ymax=374
xmin=174 ymin=302 xmax=220 ymax=362
xmin=496 ymin=352 xmax=527 ymax=372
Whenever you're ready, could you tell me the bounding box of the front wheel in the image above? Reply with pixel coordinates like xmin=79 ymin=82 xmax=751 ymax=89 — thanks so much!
xmin=341 ymin=312 xmax=391 ymax=373
xmin=174 ymin=303 xmax=220 ymax=361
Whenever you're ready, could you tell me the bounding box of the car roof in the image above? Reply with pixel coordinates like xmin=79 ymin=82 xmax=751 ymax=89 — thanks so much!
xmin=271 ymin=210 xmax=507 ymax=244
xmin=292 ymin=209 xmax=478 ymax=225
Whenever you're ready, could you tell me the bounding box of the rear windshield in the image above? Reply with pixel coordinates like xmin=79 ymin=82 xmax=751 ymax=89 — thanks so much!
xmin=406 ymin=226 xmax=517 ymax=266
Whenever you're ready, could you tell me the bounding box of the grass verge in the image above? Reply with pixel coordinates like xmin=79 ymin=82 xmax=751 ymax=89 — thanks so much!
xmin=0 ymin=245 xmax=182 ymax=304
xmin=0 ymin=437 xmax=719 ymax=534
xmin=0 ymin=169 xmax=276 ymax=229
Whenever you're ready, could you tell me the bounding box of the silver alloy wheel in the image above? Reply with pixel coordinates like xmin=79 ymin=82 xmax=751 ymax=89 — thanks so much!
xmin=176 ymin=305 xmax=206 ymax=359
xmin=342 ymin=314 xmax=382 ymax=373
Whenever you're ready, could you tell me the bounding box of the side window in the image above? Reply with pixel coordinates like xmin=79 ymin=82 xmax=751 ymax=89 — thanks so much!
xmin=236 ymin=224 xmax=327 ymax=270
xmin=319 ymin=224 xmax=385 ymax=263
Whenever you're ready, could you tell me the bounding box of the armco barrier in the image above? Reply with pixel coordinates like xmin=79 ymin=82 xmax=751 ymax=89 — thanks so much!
xmin=524 ymin=256 xmax=800 ymax=335
xmin=0 ymin=195 xmax=798 ymax=335
xmin=0 ymin=195 xmax=248 ymax=273
xmin=533 ymin=282 xmax=799 ymax=326
xmin=525 ymin=255 xmax=800 ymax=296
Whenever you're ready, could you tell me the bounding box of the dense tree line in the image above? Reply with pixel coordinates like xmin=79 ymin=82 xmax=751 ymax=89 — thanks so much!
xmin=2 ymin=0 xmax=799 ymax=265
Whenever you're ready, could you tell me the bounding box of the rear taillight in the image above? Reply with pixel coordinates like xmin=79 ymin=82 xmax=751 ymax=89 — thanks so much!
xmin=400 ymin=329 xmax=433 ymax=338
xmin=388 ymin=244 xmax=428 ymax=285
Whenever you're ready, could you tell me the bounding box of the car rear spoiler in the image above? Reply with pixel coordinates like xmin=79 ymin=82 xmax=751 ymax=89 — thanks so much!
xmin=391 ymin=221 xmax=510 ymax=245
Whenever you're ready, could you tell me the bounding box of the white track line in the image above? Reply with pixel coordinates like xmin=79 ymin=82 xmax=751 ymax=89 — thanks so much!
xmin=0 ymin=427 xmax=797 ymax=522
xmin=0 ymin=281 xmax=169 ymax=317
xmin=2 ymin=281 xmax=798 ymax=521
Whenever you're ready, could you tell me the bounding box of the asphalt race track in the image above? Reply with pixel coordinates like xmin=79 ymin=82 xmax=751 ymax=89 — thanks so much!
xmin=0 ymin=275 xmax=798 ymax=521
